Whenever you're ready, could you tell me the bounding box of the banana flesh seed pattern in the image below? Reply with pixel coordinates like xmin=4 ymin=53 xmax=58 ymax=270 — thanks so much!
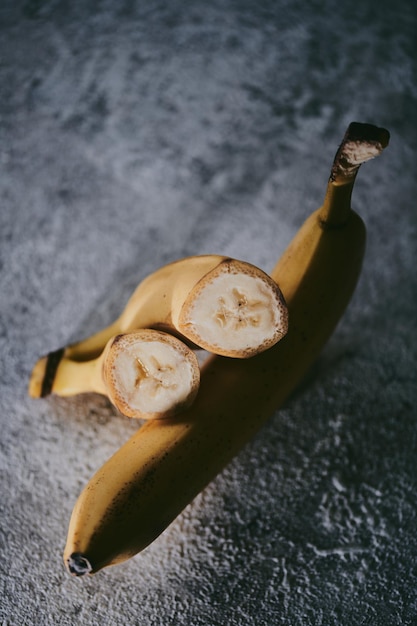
xmin=178 ymin=262 xmax=288 ymax=358
xmin=28 ymin=122 xmax=389 ymax=575
xmin=103 ymin=330 xmax=201 ymax=420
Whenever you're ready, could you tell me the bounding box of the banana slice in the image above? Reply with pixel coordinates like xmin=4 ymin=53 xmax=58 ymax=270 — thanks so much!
xmin=177 ymin=259 xmax=288 ymax=358
xmin=103 ymin=330 xmax=200 ymax=420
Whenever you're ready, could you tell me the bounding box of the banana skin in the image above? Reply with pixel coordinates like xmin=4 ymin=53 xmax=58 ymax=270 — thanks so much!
xmin=64 ymin=123 xmax=389 ymax=575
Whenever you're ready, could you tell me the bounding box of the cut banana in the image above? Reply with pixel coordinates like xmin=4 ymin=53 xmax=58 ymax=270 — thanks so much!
xmin=62 ymin=123 xmax=390 ymax=575
xmin=102 ymin=330 xmax=200 ymax=419
xmin=28 ymin=256 xmax=288 ymax=398
xmin=65 ymin=255 xmax=288 ymax=360
xmin=176 ymin=258 xmax=288 ymax=358
xmin=31 ymin=329 xmax=200 ymax=420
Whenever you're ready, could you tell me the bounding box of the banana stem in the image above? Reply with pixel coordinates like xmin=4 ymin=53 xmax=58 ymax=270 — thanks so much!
xmin=319 ymin=178 xmax=356 ymax=227
xmin=319 ymin=122 xmax=390 ymax=227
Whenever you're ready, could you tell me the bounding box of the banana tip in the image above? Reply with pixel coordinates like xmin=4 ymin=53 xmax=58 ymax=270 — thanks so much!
xmin=66 ymin=552 xmax=93 ymax=577
xmin=28 ymin=348 xmax=65 ymax=398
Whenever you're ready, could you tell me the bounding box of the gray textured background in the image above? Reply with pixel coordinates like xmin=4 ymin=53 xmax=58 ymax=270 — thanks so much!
xmin=1 ymin=1 xmax=416 ymax=624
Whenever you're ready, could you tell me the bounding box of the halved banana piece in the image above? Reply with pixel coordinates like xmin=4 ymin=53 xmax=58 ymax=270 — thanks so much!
xmin=103 ymin=330 xmax=200 ymax=420
xmin=30 ymin=329 xmax=200 ymax=420
xmin=176 ymin=259 xmax=288 ymax=358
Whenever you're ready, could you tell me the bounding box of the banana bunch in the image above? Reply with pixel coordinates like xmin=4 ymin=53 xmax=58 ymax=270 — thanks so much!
xmin=30 ymin=122 xmax=389 ymax=576
xmin=29 ymin=257 xmax=288 ymax=418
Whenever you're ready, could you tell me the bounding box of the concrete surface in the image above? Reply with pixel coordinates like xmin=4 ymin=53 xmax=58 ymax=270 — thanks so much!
xmin=1 ymin=1 xmax=416 ymax=624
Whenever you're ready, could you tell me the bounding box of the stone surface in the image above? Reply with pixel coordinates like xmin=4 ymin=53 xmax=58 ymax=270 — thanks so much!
xmin=1 ymin=1 xmax=416 ymax=624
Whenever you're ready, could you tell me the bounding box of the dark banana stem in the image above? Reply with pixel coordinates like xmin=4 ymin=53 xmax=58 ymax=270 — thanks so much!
xmin=320 ymin=122 xmax=390 ymax=228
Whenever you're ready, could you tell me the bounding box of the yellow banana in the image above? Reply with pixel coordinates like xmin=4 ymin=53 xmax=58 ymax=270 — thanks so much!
xmin=31 ymin=329 xmax=201 ymax=420
xmin=28 ymin=256 xmax=288 ymax=398
xmin=63 ymin=122 xmax=389 ymax=576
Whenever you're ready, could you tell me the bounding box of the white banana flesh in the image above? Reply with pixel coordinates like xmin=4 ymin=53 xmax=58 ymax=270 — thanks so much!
xmin=103 ymin=330 xmax=200 ymax=420
xmin=176 ymin=259 xmax=288 ymax=358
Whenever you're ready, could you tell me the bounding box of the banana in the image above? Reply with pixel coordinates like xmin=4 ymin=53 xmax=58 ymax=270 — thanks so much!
xmin=28 ymin=256 xmax=288 ymax=398
xmin=102 ymin=330 xmax=201 ymax=420
xmin=30 ymin=329 xmax=201 ymax=420
xmin=63 ymin=122 xmax=389 ymax=576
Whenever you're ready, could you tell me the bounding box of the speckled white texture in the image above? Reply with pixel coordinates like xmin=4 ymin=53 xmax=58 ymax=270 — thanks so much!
xmin=1 ymin=0 xmax=416 ymax=624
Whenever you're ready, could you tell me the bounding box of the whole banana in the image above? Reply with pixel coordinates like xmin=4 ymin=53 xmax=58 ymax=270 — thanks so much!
xmin=63 ymin=122 xmax=389 ymax=576
xmin=28 ymin=256 xmax=288 ymax=398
